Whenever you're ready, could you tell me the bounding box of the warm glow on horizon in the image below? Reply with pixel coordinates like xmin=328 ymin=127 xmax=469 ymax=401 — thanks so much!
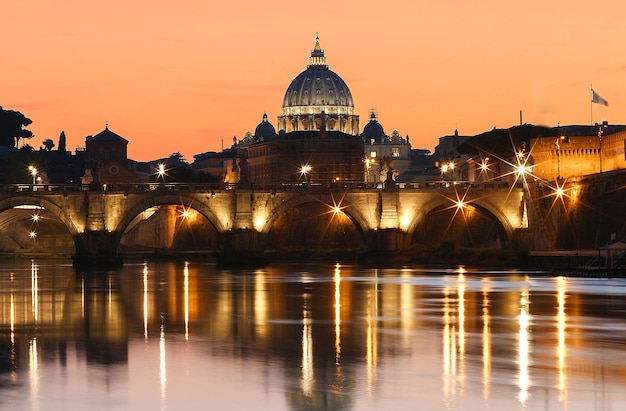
xmin=3 ymin=1 xmax=625 ymax=161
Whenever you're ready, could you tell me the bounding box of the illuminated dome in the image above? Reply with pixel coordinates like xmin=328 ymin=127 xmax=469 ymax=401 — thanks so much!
xmin=277 ymin=36 xmax=359 ymax=135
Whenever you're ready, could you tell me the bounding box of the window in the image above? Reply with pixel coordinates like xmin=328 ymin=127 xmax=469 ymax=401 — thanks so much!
xmin=392 ymin=147 xmax=400 ymax=158
xmin=370 ymin=151 xmax=377 ymax=158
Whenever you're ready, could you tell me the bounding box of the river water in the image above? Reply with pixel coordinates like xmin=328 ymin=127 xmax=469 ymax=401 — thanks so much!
xmin=0 ymin=259 xmax=625 ymax=410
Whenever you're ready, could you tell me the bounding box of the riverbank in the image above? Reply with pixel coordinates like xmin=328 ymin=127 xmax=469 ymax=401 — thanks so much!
xmin=2 ymin=246 xmax=623 ymax=277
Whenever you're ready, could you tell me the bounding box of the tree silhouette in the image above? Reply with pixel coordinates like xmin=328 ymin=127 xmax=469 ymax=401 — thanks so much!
xmin=0 ymin=106 xmax=34 ymax=147
xmin=42 ymin=138 xmax=55 ymax=151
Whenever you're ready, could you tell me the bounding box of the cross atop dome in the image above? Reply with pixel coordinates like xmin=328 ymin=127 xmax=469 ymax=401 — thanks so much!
xmin=308 ymin=34 xmax=327 ymax=67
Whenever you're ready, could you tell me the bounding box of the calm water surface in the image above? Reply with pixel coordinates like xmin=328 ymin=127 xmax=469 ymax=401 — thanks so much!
xmin=1 ymin=259 xmax=625 ymax=410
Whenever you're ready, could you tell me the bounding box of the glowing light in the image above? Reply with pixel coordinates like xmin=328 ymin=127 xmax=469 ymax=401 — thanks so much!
xmin=254 ymin=212 xmax=267 ymax=231
xmin=29 ymin=165 xmax=38 ymax=184
xmin=334 ymin=264 xmax=342 ymax=365
xmin=299 ymin=164 xmax=312 ymax=177
xmin=332 ymin=205 xmax=341 ymax=214
xmin=481 ymin=282 xmax=492 ymax=400
xmin=555 ymin=187 xmax=564 ymax=198
xmin=480 ymin=157 xmax=490 ymax=172
xmin=366 ymin=288 xmax=378 ymax=392
xmin=158 ymin=163 xmax=166 ymax=177
xmin=301 ymin=293 xmax=314 ymax=396
xmin=143 ymin=263 xmax=149 ymax=341
xmin=159 ymin=318 xmax=167 ymax=405
xmin=29 ymin=231 xmax=37 ymax=239
xmin=442 ymin=288 xmax=454 ymax=402
xmin=400 ymin=211 xmax=413 ymax=230
xmin=455 ymin=200 xmax=465 ymax=210
xmin=556 ymin=277 xmax=568 ymax=402
xmin=31 ymin=213 xmax=40 ymax=222
xmin=29 ymin=338 xmax=39 ymax=399
xmin=31 ymin=261 xmax=39 ymax=322
xmin=457 ymin=274 xmax=466 ymax=391
xmin=254 ymin=272 xmax=268 ymax=338
xmin=517 ymin=290 xmax=530 ymax=404
xmin=184 ymin=262 xmax=189 ymax=341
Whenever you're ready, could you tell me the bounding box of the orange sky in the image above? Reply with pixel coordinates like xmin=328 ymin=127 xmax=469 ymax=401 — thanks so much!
xmin=3 ymin=1 xmax=625 ymax=162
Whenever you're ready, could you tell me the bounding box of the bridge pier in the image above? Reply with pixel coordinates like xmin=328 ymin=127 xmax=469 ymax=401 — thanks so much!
xmin=217 ymin=228 xmax=268 ymax=267
xmin=368 ymin=228 xmax=408 ymax=253
xmin=72 ymin=230 xmax=123 ymax=269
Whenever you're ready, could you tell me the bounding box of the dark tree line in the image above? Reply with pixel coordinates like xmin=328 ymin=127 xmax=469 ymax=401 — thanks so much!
xmin=0 ymin=106 xmax=34 ymax=147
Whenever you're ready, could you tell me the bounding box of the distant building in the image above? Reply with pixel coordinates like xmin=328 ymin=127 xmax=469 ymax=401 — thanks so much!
xmin=246 ymin=130 xmax=364 ymax=184
xmin=192 ymin=149 xmax=239 ymax=183
xmin=530 ymin=124 xmax=626 ymax=180
xmin=85 ymin=124 xmax=137 ymax=185
xmin=361 ymin=112 xmax=411 ymax=183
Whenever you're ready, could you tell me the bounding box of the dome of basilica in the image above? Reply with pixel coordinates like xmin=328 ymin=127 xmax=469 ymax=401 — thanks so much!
xmin=282 ymin=41 xmax=354 ymax=109
xmin=277 ymin=36 xmax=359 ymax=136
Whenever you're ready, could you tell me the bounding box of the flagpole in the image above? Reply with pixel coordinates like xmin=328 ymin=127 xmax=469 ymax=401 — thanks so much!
xmin=590 ymin=84 xmax=593 ymax=125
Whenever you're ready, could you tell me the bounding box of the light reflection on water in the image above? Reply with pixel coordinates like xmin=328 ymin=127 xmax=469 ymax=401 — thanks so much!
xmin=1 ymin=260 xmax=626 ymax=410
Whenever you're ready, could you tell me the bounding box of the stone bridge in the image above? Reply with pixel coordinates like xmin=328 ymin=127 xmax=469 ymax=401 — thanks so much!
xmin=0 ymin=182 xmax=529 ymax=265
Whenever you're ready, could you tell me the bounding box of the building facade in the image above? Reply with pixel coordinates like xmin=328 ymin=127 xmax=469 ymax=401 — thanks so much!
xmin=530 ymin=124 xmax=626 ymax=180
xmin=361 ymin=112 xmax=411 ymax=183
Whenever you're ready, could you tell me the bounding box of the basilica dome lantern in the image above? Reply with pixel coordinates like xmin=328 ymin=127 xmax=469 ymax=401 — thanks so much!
xmin=277 ymin=36 xmax=359 ymax=135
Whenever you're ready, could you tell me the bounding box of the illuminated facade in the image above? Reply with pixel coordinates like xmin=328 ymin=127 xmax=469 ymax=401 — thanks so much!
xmin=277 ymin=36 xmax=359 ymax=135
xmin=361 ymin=112 xmax=412 ymax=183
xmin=530 ymin=124 xmax=626 ymax=180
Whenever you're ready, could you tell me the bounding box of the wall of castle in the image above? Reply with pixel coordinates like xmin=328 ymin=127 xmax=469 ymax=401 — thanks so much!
xmin=530 ymin=130 xmax=626 ymax=180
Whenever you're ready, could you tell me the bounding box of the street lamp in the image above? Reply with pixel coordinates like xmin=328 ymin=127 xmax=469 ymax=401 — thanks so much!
xmin=158 ymin=163 xmax=166 ymax=180
xmin=299 ymin=164 xmax=312 ymax=183
xmin=596 ymin=122 xmax=608 ymax=172
xmin=28 ymin=165 xmax=38 ymax=185
xmin=555 ymin=137 xmax=561 ymax=180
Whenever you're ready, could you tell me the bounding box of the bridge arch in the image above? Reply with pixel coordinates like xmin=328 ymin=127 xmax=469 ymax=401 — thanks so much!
xmin=0 ymin=195 xmax=82 ymax=236
xmin=260 ymin=192 xmax=370 ymax=250
xmin=114 ymin=193 xmax=226 ymax=249
xmin=405 ymin=194 xmax=516 ymax=247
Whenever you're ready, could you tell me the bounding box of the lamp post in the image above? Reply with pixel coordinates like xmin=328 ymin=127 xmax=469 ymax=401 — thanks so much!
xmin=28 ymin=166 xmax=37 ymax=185
xmin=555 ymin=137 xmax=561 ymax=180
xmin=596 ymin=123 xmax=607 ymax=173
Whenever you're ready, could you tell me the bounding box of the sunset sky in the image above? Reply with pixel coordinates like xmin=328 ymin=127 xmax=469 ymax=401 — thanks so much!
xmin=3 ymin=0 xmax=625 ymax=162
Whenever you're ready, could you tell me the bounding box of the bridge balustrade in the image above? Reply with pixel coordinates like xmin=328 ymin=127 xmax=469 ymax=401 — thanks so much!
xmin=1 ymin=180 xmax=523 ymax=194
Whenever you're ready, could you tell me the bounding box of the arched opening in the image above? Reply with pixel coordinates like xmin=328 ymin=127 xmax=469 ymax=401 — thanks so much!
xmin=119 ymin=205 xmax=220 ymax=254
xmin=0 ymin=205 xmax=75 ymax=254
xmin=266 ymin=202 xmax=364 ymax=255
xmin=411 ymin=203 xmax=508 ymax=249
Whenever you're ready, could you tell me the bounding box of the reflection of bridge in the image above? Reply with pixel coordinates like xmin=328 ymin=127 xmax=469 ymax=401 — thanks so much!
xmin=0 ymin=182 xmax=528 ymax=264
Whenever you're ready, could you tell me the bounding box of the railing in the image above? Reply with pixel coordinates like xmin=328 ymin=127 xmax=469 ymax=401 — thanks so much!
xmin=0 ymin=180 xmax=523 ymax=194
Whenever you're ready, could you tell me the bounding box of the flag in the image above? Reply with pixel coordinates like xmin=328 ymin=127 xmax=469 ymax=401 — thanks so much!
xmin=591 ymin=89 xmax=609 ymax=106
